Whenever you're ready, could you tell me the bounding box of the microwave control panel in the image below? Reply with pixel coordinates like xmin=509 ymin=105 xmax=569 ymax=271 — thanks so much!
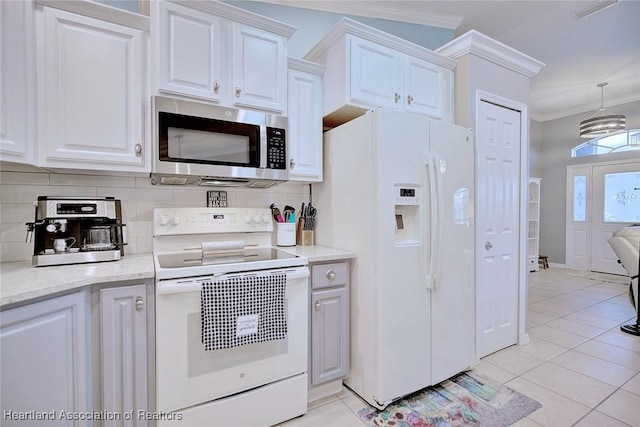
xmin=267 ymin=127 xmax=286 ymax=170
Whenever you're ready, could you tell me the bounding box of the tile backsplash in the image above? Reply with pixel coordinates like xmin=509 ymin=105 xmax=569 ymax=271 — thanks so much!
xmin=0 ymin=171 xmax=310 ymax=263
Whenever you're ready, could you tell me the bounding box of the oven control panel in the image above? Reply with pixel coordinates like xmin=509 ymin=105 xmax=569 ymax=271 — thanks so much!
xmin=153 ymin=208 xmax=274 ymax=236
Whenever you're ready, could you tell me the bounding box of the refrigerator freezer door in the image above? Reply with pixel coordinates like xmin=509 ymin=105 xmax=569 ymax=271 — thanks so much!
xmin=428 ymin=120 xmax=475 ymax=384
xmin=370 ymin=109 xmax=431 ymax=404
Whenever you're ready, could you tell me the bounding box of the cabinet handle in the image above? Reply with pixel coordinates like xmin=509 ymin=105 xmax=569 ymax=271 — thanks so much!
xmin=135 ymin=144 xmax=142 ymax=155
xmin=407 ymin=95 xmax=414 ymax=105
xmin=290 ymin=158 xmax=295 ymax=169
xmin=235 ymin=87 xmax=242 ymax=97
xmin=325 ymin=269 xmax=336 ymax=281
xmin=485 ymin=241 xmax=493 ymax=251
xmin=135 ymin=296 xmax=144 ymax=311
xmin=394 ymin=92 xmax=400 ymax=103
xmin=213 ymin=82 xmax=220 ymax=94
xmin=315 ymin=300 xmax=321 ymax=311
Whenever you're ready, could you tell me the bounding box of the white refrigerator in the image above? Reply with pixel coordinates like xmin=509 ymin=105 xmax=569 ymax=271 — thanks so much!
xmin=313 ymin=108 xmax=475 ymax=409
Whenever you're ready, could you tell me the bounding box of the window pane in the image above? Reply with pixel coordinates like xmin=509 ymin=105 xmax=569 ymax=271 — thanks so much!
xmin=574 ymin=175 xmax=587 ymax=222
xmin=603 ymin=171 xmax=640 ymax=222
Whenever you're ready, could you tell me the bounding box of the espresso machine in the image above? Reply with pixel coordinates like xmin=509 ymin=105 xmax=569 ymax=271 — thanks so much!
xmin=26 ymin=196 xmax=127 ymax=267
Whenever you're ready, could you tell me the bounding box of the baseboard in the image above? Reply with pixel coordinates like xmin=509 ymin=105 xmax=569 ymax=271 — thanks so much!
xmin=549 ymin=262 xmax=566 ymax=268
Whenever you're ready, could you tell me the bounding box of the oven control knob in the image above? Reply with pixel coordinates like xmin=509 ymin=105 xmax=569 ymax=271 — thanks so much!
xmin=244 ymin=214 xmax=252 ymax=224
xmin=252 ymin=214 xmax=261 ymax=223
xmin=262 ymin=214 xmax=270 ymax=223
xmin=158 ymin=215 xmax=169 ymax=226
xmin=171 ymin=216 xmax=181 ymax=225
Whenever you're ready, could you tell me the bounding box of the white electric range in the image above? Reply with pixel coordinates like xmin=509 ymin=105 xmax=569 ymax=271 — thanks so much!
xmin=152 ymin=207 xmax=309 ymax=427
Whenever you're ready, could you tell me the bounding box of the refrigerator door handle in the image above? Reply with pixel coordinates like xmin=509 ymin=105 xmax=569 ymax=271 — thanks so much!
xmin=432 ymin=154 xmax=444 ymax=289
xmin=425 ymin=154 xmax=437 ymax=290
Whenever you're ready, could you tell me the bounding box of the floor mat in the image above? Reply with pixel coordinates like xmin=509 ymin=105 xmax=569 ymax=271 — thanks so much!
xmin=357 ymin=371 xmax=541 ymax=427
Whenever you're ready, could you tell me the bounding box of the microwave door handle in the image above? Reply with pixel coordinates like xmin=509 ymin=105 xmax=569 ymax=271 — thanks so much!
xmin=259 ymin=125 xmax=267 ymax=169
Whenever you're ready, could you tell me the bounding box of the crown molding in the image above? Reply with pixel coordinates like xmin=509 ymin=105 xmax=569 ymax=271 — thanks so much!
xmin=304 ymin=18 xmax=456 ymax=70
xmin=177 ymin=0 xmax=297 ymax=38
xmin=287 ymin=57 xmax=324 ymax=75
xmin=533 ymin=93 xmax=640 ymax=122
xmin=436 ymin=30 xmax=545 ymax=78
xmin=249 ymin=0 xmax=463 ymax=29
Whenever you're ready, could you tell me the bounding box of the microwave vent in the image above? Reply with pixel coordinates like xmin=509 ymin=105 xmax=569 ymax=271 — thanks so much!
xmin=157 ymin=176 xmax=189 ymax=185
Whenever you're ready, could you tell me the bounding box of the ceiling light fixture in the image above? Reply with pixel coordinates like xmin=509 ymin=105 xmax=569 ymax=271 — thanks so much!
xmin=579 ymin=82 xmax=626 ymax=138
xmin=573 ymin=0 xmax=618 ymax=19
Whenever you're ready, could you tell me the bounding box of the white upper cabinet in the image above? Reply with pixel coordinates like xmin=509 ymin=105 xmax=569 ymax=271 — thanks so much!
xmin=305 ymin=18 xmax=455 ymax=128
xmin=233 ymin=23 xmax=287 ymax=112
xmin=0 ymin=0 xmax=36 ymax=165
xmin=37 ymin=4 xmax=149 ymax=172
xmin=153 ymin=1 xmax=295 ymax=114
xmin=349 ymin=37 xmax=403 ymax=110
xmin=287 ymin=58 xmax=324 ymax=182
xmin=157 ymin=1 xmax=222 ymax=102
xmin=404 ymin=55 xmax=445 ymax=118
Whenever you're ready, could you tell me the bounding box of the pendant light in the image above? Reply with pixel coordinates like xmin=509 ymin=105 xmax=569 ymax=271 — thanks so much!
xmin=579 ymin=82 xmax=626 ymax=138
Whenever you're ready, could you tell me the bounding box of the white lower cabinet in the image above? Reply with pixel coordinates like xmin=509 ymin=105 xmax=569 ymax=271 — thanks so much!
xmin=98 ymin=284 xmax=150 ymax=427
xmin=309 ymin=261 xmax=349 ymax=399
xmin=0 ymin=291 xmax=90 ymax=426
xmin=0 ymin=281 xmax=154 ymax=426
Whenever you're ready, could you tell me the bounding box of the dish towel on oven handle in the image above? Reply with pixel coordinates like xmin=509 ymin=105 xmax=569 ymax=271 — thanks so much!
xmin=201 ymin=271 xmax=287 ymax=351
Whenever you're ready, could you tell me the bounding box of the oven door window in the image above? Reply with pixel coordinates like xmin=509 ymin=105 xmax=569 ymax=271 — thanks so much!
xmin=159 ymin=112 xmax=259 ymax=167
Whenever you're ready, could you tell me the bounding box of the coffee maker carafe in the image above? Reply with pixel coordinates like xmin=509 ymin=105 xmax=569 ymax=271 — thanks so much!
xmin=26 ymin=196 xmax=127 ymax=267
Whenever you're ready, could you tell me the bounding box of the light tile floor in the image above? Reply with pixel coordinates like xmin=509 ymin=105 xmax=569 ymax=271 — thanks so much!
xmin=279 ymin=268 xmax=640 ymax=427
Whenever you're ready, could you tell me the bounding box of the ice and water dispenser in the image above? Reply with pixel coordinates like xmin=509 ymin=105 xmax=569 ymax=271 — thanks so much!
xmin=393 ymin=185 xmax=421 ymax=244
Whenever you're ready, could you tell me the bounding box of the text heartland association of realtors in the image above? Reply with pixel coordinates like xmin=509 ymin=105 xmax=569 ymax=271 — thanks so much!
xmin=3 ymin=410 xmax=183 ymax=421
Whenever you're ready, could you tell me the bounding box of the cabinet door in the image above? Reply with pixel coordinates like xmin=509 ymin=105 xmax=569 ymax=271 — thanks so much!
xmin=0 ymin=0 xmax=35 ymax=164
xmin=404 ymin=56 xmax=445 ymax=118
xmin=232 ymin=23 xmax=286 ymax=113
xmin=158 ymin=1 xmax=222 ymax=102
xmin=349 ymin=36 xmax=403 ymax=110
xmin=310 ymin=287 xmax=349 ymax=385
xmin=100 ymin=285 xmax=148 ymax=426
xmin=39 ymin=7 xmax=146 ymax=171
xmin=287 ymin=68 xmax=322 ymax=182
xmin=0 ymin=292 xmax=88 ymax=426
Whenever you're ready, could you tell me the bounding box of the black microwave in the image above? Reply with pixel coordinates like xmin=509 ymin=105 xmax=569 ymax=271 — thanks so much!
xmin=151 ymin=96 xmax=288 ymax=188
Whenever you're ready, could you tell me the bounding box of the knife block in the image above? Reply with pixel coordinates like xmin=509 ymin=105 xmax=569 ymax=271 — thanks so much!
xmin=300 ymin=230 xmax=314 ymax=246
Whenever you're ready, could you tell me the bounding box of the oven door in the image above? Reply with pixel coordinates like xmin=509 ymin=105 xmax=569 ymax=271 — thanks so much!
xmin=155 ymin=267 xmax=309 ymax=412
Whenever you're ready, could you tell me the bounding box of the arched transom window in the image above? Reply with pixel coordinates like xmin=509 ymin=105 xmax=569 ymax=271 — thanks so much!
xmin=572 ymin=129 xmax=640 ymax=158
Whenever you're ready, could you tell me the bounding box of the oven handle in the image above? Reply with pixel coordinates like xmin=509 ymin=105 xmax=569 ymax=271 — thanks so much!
xmin=156 ymin=268 xmax=310 ymax=295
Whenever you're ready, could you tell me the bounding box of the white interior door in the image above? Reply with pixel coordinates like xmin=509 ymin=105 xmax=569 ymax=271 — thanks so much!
xmin=591 ymin=162 xmax=640 ymax=274
xmin=476 ymin=100 xmax=521 ymax=358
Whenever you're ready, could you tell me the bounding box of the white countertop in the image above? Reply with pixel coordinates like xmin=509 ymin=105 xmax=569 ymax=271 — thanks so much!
xmin=0 ymin=246 xmax=354 ymax=308
xmin=0 ymin=254 xmax=155 ymax=307
xmin=280 ymin=245 xmax=356 ymax=263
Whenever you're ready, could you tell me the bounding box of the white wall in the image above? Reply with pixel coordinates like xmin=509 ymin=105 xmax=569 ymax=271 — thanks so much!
xmin=0 ymin=171 xmax=309 ymax=262
xmin=539 ymin=100 xmax=640 ymax=264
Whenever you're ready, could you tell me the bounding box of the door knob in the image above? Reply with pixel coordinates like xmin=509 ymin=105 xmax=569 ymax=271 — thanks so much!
xmin=135 ymin=296 xmax=144 ymax=311
xmin=290 ymin=158 xmax=295 ymax=169
xmin=485 ymin=241 xmax=493 ymax=251
xmin=325 ymin=269 xmax=336 ymax=281
xmin=315 ymin=300 xmax=321 ymax=311
xmin=135 ymin=144 xmax=142 ymax=155
xmin=235 ymin=87 xmax=242 ymax=97
xmin=394 ymin=93 xmax=400 ymax=103
xmin=213 ymin=81 xmax=220 ymax=94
